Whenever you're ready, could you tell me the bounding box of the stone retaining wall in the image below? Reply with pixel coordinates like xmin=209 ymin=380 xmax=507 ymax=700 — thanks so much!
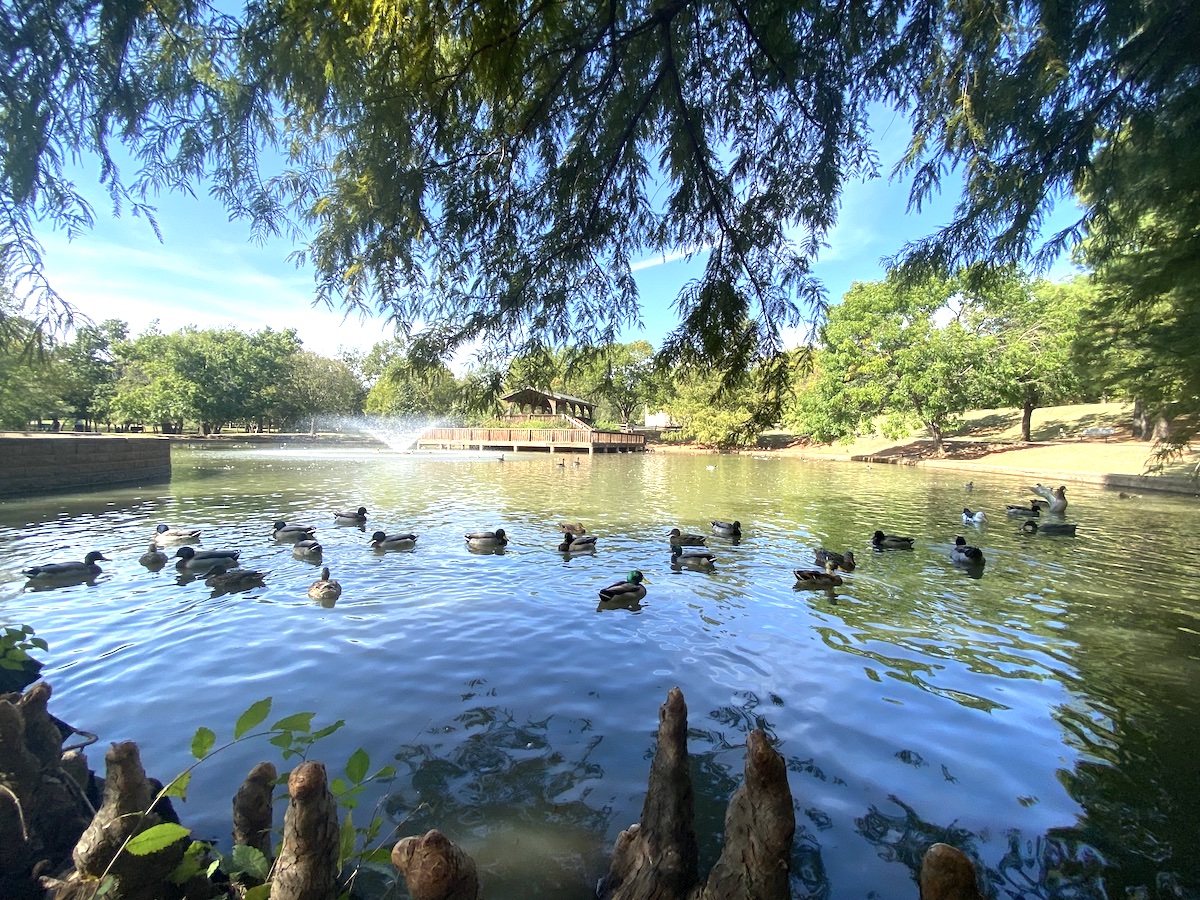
xmin=0 ymin=434 xmax=171 ymax=497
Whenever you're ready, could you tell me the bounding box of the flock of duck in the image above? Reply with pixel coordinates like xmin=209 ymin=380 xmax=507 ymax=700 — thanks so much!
xmin=17 ymin=483 xmax=1078 ymax=604
xmin=792 ymin=482 xmax=1078 ymax=589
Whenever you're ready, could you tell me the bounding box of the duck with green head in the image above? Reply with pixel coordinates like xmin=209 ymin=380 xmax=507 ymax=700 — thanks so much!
xmin=872 ymin=530 xmax=915 ymax=550
xmin=598 ymin=570 xmax=648 ymax=603
xmin=372 ymin=531 xmax=418 ymax=550
xmin=23 ymin=551 xmax=109 ymax=584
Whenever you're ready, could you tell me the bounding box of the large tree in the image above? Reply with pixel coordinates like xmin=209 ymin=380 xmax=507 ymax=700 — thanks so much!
xmin=2 ymin=0 xmax=1195 ymax=383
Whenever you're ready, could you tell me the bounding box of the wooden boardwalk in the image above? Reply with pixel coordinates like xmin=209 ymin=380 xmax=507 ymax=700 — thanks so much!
xmin=415 ymin=426 xmax=646 ymax=454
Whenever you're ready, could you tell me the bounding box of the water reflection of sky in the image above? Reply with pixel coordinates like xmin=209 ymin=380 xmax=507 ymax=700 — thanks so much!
xmin=0 ymin=447 xmax=1196 ymax=898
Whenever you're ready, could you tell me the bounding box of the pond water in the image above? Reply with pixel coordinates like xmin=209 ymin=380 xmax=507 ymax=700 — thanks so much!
xmin=2 ymin=444 xmax=1199 ymax=899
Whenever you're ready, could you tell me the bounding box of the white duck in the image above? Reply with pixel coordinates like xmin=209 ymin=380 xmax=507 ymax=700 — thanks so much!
xmin=1029 ymin=484 xmax=1068 ymax=514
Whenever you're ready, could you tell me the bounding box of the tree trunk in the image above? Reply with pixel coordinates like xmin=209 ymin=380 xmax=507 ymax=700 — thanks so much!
xmin=599 ymin=686 xmax=698 ymax=900
xmin=1020 ymin=402 xmax=1034 ymax=442
xmin=392 ymin=830 xmax=480 ymax=900
xmin=928 ymin=423 xmax=945 ymax=456
xmin=233 ymin=761 xmax=277 ymax=859
xmin=271 ymin=760 xmax=341 ymax=900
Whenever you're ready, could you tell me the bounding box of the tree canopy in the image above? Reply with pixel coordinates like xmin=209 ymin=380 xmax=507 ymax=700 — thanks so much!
xmin=3 ymin=0 xmax=1195 ymax=380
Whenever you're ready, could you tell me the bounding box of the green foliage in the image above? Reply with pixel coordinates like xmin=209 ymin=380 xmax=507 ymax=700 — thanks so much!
xmin=0 ymin=624 xmax=47 ymax=693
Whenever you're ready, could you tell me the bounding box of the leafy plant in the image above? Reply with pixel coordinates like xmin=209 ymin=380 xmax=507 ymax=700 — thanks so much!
xmin=0 ymin=623 xmax=46 ymax=693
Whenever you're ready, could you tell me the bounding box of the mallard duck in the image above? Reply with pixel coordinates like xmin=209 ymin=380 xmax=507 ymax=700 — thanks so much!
xmin=153 ymin=524 xmax=201 ymax=546
xmin=204 ymin=567 xmax=266 ymax=592
xmin=465 ymin=528 xmax=507 ymax=549
xmin=1005 ymin=501 xmax=1040 ymax=517
xmin=793 ymin=564 xmax=842 ymax=589
xmin=291 ymin=539 xmax=324 ymax=559
xmin=814 ymin=548 xmax=856 ymax=571
xmin=668 ymin=528 xmax=707 ymax=546
xmin=559 ymin=532 xmax=598 ymax=553
xmin=272 ymin=521 xmax=316 ymax=541
xmin=139 ymin=543 xmax=168 ymax=569
xmin=598 ymin=570 xmax=648 ymax=602
xmin=333 ymin=506 xmax=368 ymax=524
xmin=1029 ymin=484 xmax=1068 ymax=514
xmin=1022 ymin=520 xmax=1078 ymax=536
xmin=961 ymin=508 xmax=988 ymax=525
xmin=873 ymin=530 xmax=915 ymax=550
xmin=951 ymin=536 xmax=985 ymax=566
xmin=558 ymin=523 xmax=587 ymax=536
xmin=711 ymin=520 xmax=742 ymax=538
xmin=671 ymin=545 xmax=717 ymax=569
xmin=371 ymin=531 xmax=419 ymax=550
xmin=23 ymin=551 xmax=109 ymax=583
xmin=308 ymin=566 xmax=342 ymax=605
xmin=175 ymin=546 xmax=241 ymax=571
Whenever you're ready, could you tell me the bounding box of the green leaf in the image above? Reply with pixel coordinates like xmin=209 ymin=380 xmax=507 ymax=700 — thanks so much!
xmin=125 ymin=822 xmax=192 ymax=856
xmin=311 ymin=719 xmax=345 ymax=740
xmin=235 ymin=698 xmax=273 ymax=739
xmin=95 ymin=875 xmax=116 ymax=897
xmin=191 ymin=726 xmax=216 ymax=760
xmin=161 ymin=771 xmax=192 ymax=799
xmin=244 ymin=884 xmax=272 ymax=900
xmin=370 ymin=765 xmax=397 ymax=781
xmin=269 ymin=731 xmax=293 ymax=749
xmin=339 ymin=811 xmax=356 ymax=869
xmin=345 ymin=748 xmax=369 ymax=785
xmin=364 ymin=844 xmax=395 ymax=865
xmin=230 ymin=844 xmax=272 ymax=879
xmin=271 ymin=711 xmax=315 ymax=733
xmin=168 ymin=841 xmax=210 ymax=884
xmin=330 ymin=777 xmax=348 ymax=796
xmin=29 ymin=637 xmax=48 ymax=651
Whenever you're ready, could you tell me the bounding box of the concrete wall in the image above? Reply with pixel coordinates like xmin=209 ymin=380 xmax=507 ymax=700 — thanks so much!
xmin=0 ymin=435 xmax=172 ymax=497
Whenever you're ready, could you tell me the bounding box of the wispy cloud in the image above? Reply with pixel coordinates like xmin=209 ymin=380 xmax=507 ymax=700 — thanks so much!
xmin=630 ymin=247 xmax=706 ymax=272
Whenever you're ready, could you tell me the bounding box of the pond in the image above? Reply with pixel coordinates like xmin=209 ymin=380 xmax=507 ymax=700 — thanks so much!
xmin=2 ymin=444 xmax=1199 ymax=898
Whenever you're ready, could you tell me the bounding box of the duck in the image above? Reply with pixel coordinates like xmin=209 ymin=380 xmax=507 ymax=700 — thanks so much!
xmin=873 ymin=530 xmax=915 ymax=550
xmin=558 ymin=523 xmax=587 ymax=536
xmin=465 ymin=528 xmax=507 ymax=549
xmin=671 ymin=545 xmax=717 ymax=569
xmin=174 ymin=546 xmax=242 ymax=571
xmin=291 ymin=539 xmax=324 ymax=559
xmin=951 ymin=536 xmax=985 ymax=566
xmin=1005 ymin=501 xmax=1040 ymax=517
xmin=793 ymin=564 xmax=843 ymax=589
xmin=1021 ymin=520 xmax=1078 ymax=537
xmin=1029 ymin=484 xmax=1068 ymax=514
xmin=814 ymin=548 xmax=856 ymax=572
xmin=964 ymin=481 xmax=974 ymax=491
xmin=333 ymin=506 xmax=368 ymax=524
xmin=23 ymin=551 xmax=109 ymax=583
xmin=153 ymin=524 xmax=201 ymax=546
xmin=598 ymin=570 xmax=648 ymax=603
xmin=308 ymin=566 xmax=343 ymax=605
xmin=559 ymin=532 xmax=598 ymax=553
xmin=668 ymin=528 xmax=707 ymax=547
xmin=139 ymin=543 xmax=168 ymax=569
xmin=272 ymin=521 xmax=316 ymax=541
xmin=204 ymin=567 xmax=266 ymax=592
xmin=711 ymin=520 xmax=742 ymax=538
xmin=371 ymin=531 xmax=419 ymax=550
xmin=961 ymin=508 xmax=988 ymax=525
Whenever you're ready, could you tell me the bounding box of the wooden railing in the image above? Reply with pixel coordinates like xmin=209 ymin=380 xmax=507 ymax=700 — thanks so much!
xmin=418 ymin=427 xmax=645 ymax=447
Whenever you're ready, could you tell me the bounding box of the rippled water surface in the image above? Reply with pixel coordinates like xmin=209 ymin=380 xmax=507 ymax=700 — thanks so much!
xmin=3 ymin=444 xmax=1200 ymax=898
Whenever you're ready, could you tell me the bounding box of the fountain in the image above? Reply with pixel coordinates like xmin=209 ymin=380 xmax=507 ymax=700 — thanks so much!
xmin=319 ymin=414 xmax=439 ymax=452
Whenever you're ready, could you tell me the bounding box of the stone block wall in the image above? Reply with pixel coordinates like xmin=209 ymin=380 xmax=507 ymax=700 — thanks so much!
xmin=0 ymin=435 xmax=172 ymax=497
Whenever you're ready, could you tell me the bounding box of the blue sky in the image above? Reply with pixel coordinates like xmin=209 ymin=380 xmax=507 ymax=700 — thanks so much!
xmin=34 ymin=111 xmax=1083 ymax=361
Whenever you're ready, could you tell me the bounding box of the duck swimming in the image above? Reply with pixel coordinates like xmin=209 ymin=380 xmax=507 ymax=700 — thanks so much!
xmin=668 ymin=528 xmax=707 ymax=547
xmin=23 ymin=551 xmax=109 ymax=583
xmin=559 ymin=532 xmax=597 ymax=553
xmin=333 ymin=506 xmax=368 ymax=524
xmin=272 ymin=521 xmax=316 ymax=541
xmin=1005 ymin=501 xmax=1040 ymax=517
xmin=951 ymin=536 xmax=985 ymax=566
xmin=465 ymin=528 xmax=507 ymax=549
xmin=873 ymin=530 xmax=915 ymax=550
xmin=139 ymin=543 xmax=168 ymax=569
xmin=204 ymin=567 xmax=266 ymax=592
xmin=308 ymin=566 xmax=343 ymax=605
xmin=1022 ymin=520 xmax=1078 ymax=536
xmin=793 ymin=564 xmax=843 ymax=589
xmin=291 ymin=539 xmax=324 ymax=559
xmin=671 ymin=545 xmax=717 ymax=570
xmin=598 ymin=570 xmax=648 ymax=602
xmin=814 ymin=548 xmax=856 ymax=571
xmin=961 ymin=508 xmax=988 ymax=525
xmin=1029 ymin=484 xmax=1068 ymax=514
xmin=153 ymin=524 xmax=201 ymax=546
xmin=371 ymin=531 xmax=418 ymax=550
xmin=711 ymin=520 xmax=742 ymax=538
xmin=175 ymin=546 xmax=242 ymax=571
